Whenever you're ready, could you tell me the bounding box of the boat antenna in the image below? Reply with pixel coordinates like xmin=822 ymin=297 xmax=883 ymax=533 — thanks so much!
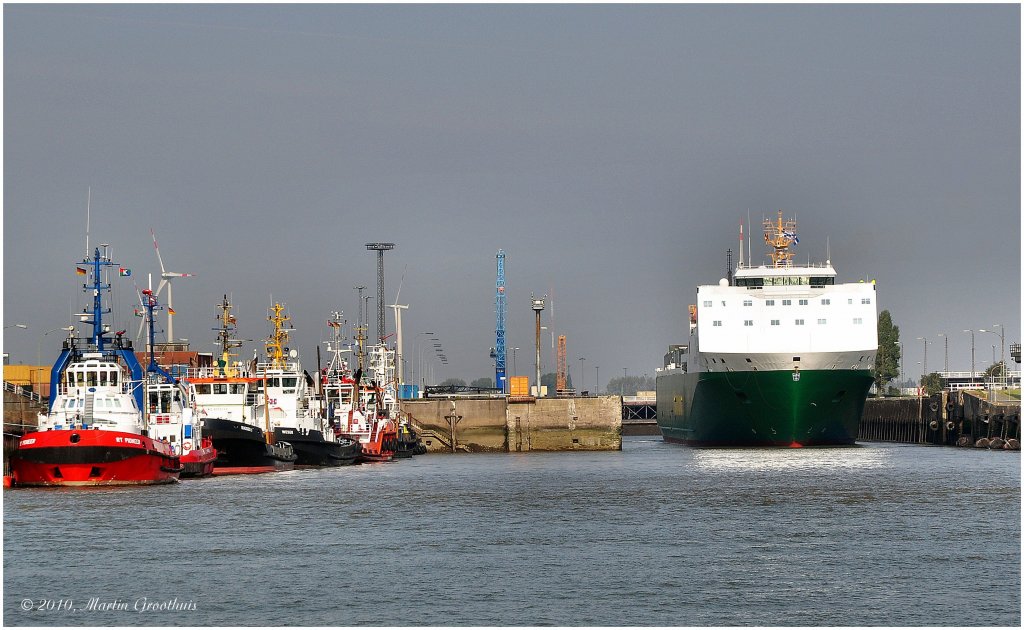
xmin=85 ymin=186 xmax=91 ymax=257
xmin=747 ymin=209 xmax=752 ymax=265
xmin=726 ymin=248 xmax=733 ymax=285
xmin=738 ymin=219 xmax=745 ymax=268
xmin=826 ymin=235 xmax=831 ymax=265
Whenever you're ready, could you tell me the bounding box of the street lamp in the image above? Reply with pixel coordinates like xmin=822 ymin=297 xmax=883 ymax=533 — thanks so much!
xmin=979 ymin=325 xmax=1005 ymax=390
xmin=36 ymin=326 xmax=74 ymax=395
xmin=512 ymin=347 xmax=519 ymax=377
xmin=595 ymin=365 xmax=600 ymax=395
xmin=579 ymin=356 xmax=585 ymax=394
xmin=413 ymin=332 xmax=434 ymax=390
xmin=937 ymin=333 xmax=948 ymax=374
xmin=532 ymin=295 xmax=545 ymax=397
xmin=963 ymin=330 xmax=976 ymax=380
xmin=915 ymin=336 xmax=929 ymax=376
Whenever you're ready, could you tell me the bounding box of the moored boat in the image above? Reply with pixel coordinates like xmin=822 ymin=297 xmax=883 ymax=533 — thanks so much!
xmin=10 ymin=245 xmax=179 ymax=487
xmin=186 ymin=295 xmax=296 ymax=474
xmin=261 ymin=304 xmax=361 ymax=467
xmin=137 ymin=288 xmax=217 ymax=478
xmin=321 ymin=327 xmax=396 ymax=463
xmin=655 ymin=212 xmax=878 ymax=447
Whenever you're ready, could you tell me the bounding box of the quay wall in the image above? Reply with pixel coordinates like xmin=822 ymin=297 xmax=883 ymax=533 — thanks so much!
xmin=400 ymin=396 xmax=622 ymax=453
xmin=861 ymin=391 xmax=1020 ymax=447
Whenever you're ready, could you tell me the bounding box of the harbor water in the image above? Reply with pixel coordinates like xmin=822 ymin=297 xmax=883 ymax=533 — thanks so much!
xmin=3 ymin=437 xmax=1020 ymax=626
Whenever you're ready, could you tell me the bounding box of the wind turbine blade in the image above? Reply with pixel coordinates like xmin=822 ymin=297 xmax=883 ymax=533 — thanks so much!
xmin=394 ymin=264 xmax=407 ymax=304
xmin=156 ymin=278 xmax=168 ymax=297
xmin=151 ymin=228 xmax=167 ymax=274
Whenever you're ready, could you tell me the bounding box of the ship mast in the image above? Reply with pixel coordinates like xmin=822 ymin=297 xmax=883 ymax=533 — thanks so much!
xmin=763 ymin=210 xmax=799 ymax=268
xmin=265 ymin=302 xmax=291 ymax=369
xmin=214 ymin=295 xmax=242 ymax=377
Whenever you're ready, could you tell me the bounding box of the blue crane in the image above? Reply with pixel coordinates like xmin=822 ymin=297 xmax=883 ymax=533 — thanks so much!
xmin=495 ymin=249 xmax=507 ymax=392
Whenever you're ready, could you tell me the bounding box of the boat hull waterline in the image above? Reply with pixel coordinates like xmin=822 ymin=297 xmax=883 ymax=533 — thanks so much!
xmin=11 ymin=429 xmax=180 ymax=487
xmin=656 ymin=369 xmax=873 ymax=447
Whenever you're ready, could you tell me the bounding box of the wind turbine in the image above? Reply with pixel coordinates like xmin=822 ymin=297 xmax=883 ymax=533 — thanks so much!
xmin=389 ymin=265 xmax=408 ymax=386
xmin=150 ymin=228 xmax=193 ymax=343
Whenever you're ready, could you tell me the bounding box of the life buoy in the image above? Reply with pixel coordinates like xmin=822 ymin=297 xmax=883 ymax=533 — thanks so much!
xmin=183 ymin=442 xmax=192 ymax=452
xmin=945 ymin=421 xmax=955 ymax=432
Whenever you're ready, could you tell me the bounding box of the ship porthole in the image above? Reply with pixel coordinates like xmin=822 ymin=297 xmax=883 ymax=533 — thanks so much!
xmin=69 ymin=433 xmax=81 ymax=444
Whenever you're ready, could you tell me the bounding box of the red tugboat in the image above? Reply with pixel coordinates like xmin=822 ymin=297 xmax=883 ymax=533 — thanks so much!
xmin=137 ymin=288 xmax=216 ymax=478
xmin=11 ymin=246 xmax=180 ymax=487
xmin=321 ymin=331 xmax=396 ymax=463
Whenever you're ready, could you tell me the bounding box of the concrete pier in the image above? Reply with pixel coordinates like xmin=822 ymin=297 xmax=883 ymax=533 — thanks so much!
xmin=401 ymin=395 xmax=622 ymax=452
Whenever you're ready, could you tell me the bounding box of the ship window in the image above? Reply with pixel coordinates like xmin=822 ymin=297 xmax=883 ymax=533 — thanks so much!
xmin=848 ymin=298 xmax=853 ymax=304
xmin=744 ymin=320 xmax=753 ymax=327
xmin=68 ymin=399 xmax=77 ymax=409
xmin=194 ymin=384 xmax=211 ymax=395
xmin=703 ymin=300 xmax=712 ymax=308
xmin=795 ymin=319 xmax=805 ymax=325
xmin=113 ymin=398 xmax=122 ymax=409
xmin=745 ymin=358 xmax=752 ymax=363
xmin=713 ymin=320 xmax=722 ymax=327
xmin=743 ymin=300 xmax=752 ymax=307
xmin=811 ymin=277 xmax=834 ymax=286
xmin=110 ymin=373 xmax=118 ymax=386
xmin=213 ymin=384 xmax=228 ymax=394
xmin=770 ymin=319 xmax=780 ymax=326
xmin=230 ymin=384 xmax=246 ymax=394
xmin=283 ymin=378 xmax=298 ymax=388
xmin=853 ymin=318 xmax=863 ymax=325
xmin=793 ymin=357 xmax=801 ymax=362
xmin=821 ymin=298 xmax=830 ymax=305
xmin=818 ymin=319 xmax=827 ymax=325
xmin=87 ymin=372 xmax=97 ymax=386
xmin=766 ymin=299 xmax=775 ymax=306
xmin=861 ymin=298 xmax=871 ymax=304
xmin=782 ymin=299 xmax=792 ymax=306
xmin=799 ymin=299 xmax=808 ymax=305
xmin=99 ymin=372 xmax=108 ymax=386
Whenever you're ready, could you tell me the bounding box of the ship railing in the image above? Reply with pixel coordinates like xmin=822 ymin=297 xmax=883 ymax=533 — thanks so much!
xmin=180 ymin=366 xmax=258 ymax=380
xmin=254 ymin=361 xmax=300 ymax=373
xmin=3 ymin=380 xmax=44 ymax=404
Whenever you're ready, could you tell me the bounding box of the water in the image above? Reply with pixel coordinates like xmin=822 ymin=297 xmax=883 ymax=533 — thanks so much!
xmin=3 ymin=437 xmax=1020 ymax=626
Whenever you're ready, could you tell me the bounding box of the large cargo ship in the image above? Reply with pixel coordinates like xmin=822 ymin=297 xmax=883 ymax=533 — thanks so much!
xmin=656 ymin=212 xmax=878 ymax=447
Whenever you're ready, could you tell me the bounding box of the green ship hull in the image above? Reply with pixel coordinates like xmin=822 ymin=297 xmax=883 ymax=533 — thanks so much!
xmin=655 ymin=369 xmax=872 ymax=446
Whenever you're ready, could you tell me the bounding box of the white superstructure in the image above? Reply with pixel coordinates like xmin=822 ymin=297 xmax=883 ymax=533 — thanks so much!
xmin=674 ymin=212 xmax=878 ymax=375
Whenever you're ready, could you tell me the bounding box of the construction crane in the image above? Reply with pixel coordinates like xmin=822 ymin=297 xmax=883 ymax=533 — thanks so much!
xmin=557 ymin=334 xmax=568 ymax=395
xmin=494 ymin=250 xmax=507 ymax=392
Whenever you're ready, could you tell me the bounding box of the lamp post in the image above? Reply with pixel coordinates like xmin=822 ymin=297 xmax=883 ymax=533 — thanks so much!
xmin=532 ymin=295 xmax=545 ymax=397
xmin=595 ymin=365 xmax=600 ymax=395
xmin=980 ymin=326 xmax=1005 ymax=390
xmin=413 ymin=332 xmax=434 ymax=392
xmin=937 ymin=333 xmax=948 ymax=374
xmin=963 ymin=329 xmax=976 ymax=381
xmin=578 ymin=356 xmax=585 ymax=394
xmin=898 ymin=341 xmax=904 ymax=385
xmin=622 ymin=367 xmax=627 ymax=395
xmin=512 ymin=347 xmax=519 ymax=377
xmin=915 ymin=336 xmax=929 ymax=378
xmin=36 ymin=326 xmax=74 ymax=396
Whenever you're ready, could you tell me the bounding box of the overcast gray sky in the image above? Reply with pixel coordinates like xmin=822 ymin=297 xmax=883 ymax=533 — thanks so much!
xmin=3 ymin=4 xmax=1020 ymax=387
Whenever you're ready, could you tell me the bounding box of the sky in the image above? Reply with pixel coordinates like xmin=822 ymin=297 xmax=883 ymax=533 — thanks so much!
xmin=2 ymin=3 xmax=1020 ymax=388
